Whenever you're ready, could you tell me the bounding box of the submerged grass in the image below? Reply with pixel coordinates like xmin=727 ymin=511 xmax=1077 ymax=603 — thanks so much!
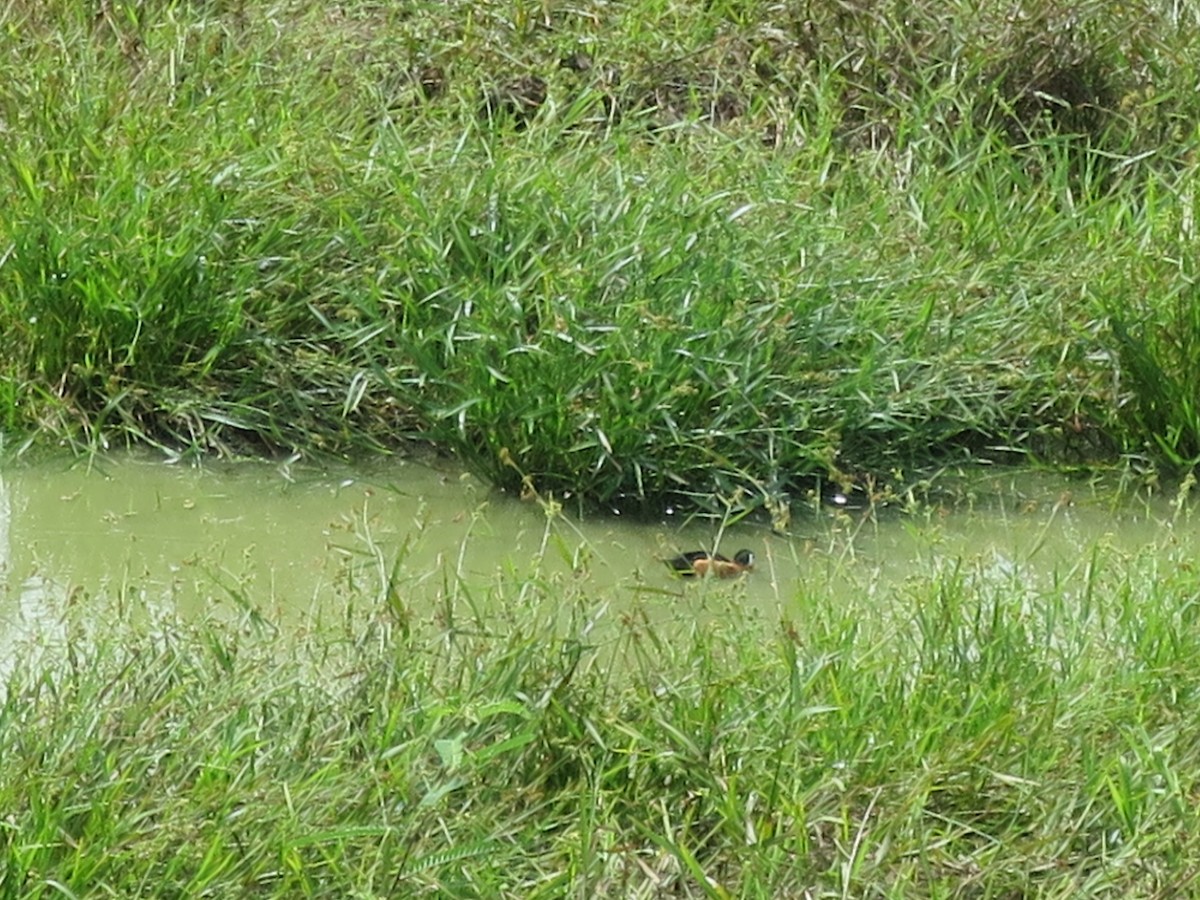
xmin=4 ymin=541 xmax=1200 ymax=897
xmin=3 ymin=0 xmax=1200 ymax=510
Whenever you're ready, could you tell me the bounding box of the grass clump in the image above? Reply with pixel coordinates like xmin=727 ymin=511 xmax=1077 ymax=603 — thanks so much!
xmin=5 ymin=543 xmax=1200 ymax=896
xmin=3 ymin=0 xmax=1200 ymax=509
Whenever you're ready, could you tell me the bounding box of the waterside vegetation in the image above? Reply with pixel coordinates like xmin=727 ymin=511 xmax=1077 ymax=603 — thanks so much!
xmin=4 ymin=536 xmax=1200 ymax=897
xmin=7 ymin=4 xmax=1200 ymax=895
xmin=2 ymin=0 xmax=1200 ymax=514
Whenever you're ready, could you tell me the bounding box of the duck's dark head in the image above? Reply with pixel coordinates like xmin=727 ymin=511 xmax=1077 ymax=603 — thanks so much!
xmin=733 ymin=549 xmax=755 ymax=568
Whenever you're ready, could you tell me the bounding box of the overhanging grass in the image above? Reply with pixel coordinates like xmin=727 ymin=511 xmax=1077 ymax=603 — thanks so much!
xmin=4 ymin=542 xmax=1200 ymax=896
xmin=2 ymin=1 xmax=1200 ymax=507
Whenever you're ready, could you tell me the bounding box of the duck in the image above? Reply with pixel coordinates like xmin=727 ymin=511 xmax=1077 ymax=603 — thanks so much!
xmin=664 ymin=549 xmax=755 ymax=579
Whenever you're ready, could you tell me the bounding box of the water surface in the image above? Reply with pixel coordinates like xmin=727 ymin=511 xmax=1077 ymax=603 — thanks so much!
xmin=1 ymin=454 xmax=1195 ymax=659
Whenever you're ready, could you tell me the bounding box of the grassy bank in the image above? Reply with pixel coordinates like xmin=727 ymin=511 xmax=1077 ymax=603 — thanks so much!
xmin=3 ymin=0 xmax=1200 ymax=512
xmin=3 ymin=540 xmax=1200 ymax=897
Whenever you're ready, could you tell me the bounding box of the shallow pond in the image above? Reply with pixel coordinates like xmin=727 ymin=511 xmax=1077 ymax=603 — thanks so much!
xmin=0 ymin=453 xmax=1196 ymax=663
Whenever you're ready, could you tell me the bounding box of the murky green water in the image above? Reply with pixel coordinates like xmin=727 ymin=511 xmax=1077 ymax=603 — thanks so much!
xmin=1 ymin=454 xmax=1196 ymax=662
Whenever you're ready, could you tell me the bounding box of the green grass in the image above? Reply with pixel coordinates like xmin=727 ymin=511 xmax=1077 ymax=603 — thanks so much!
xmin=5 ymin=537 xmax=1200 ymax=897
xmin=7 ymin=6 xmax=1200 ymax=890
xmin=3 ymin=0 xmax=1200 ymax=511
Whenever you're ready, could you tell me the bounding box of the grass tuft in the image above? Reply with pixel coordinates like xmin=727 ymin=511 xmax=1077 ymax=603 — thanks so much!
xmin=5 ymin=540 xmax=1200 ymax=896
xmin=3 ymin=1 xmax=1200 ymax=505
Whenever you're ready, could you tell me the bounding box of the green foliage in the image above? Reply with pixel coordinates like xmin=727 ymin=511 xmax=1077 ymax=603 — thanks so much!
xmin=1106 ymin=263 xmax=1200 ymax=467
xmin=5 ymin=541 xmax=1200 ymax=896
xmin=1 ymin=0 xmax=1199 ymax=500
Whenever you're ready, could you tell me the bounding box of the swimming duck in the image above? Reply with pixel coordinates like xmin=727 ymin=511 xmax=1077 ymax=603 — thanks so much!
xmin=664 ymin=549 xmax=755 ymax=579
